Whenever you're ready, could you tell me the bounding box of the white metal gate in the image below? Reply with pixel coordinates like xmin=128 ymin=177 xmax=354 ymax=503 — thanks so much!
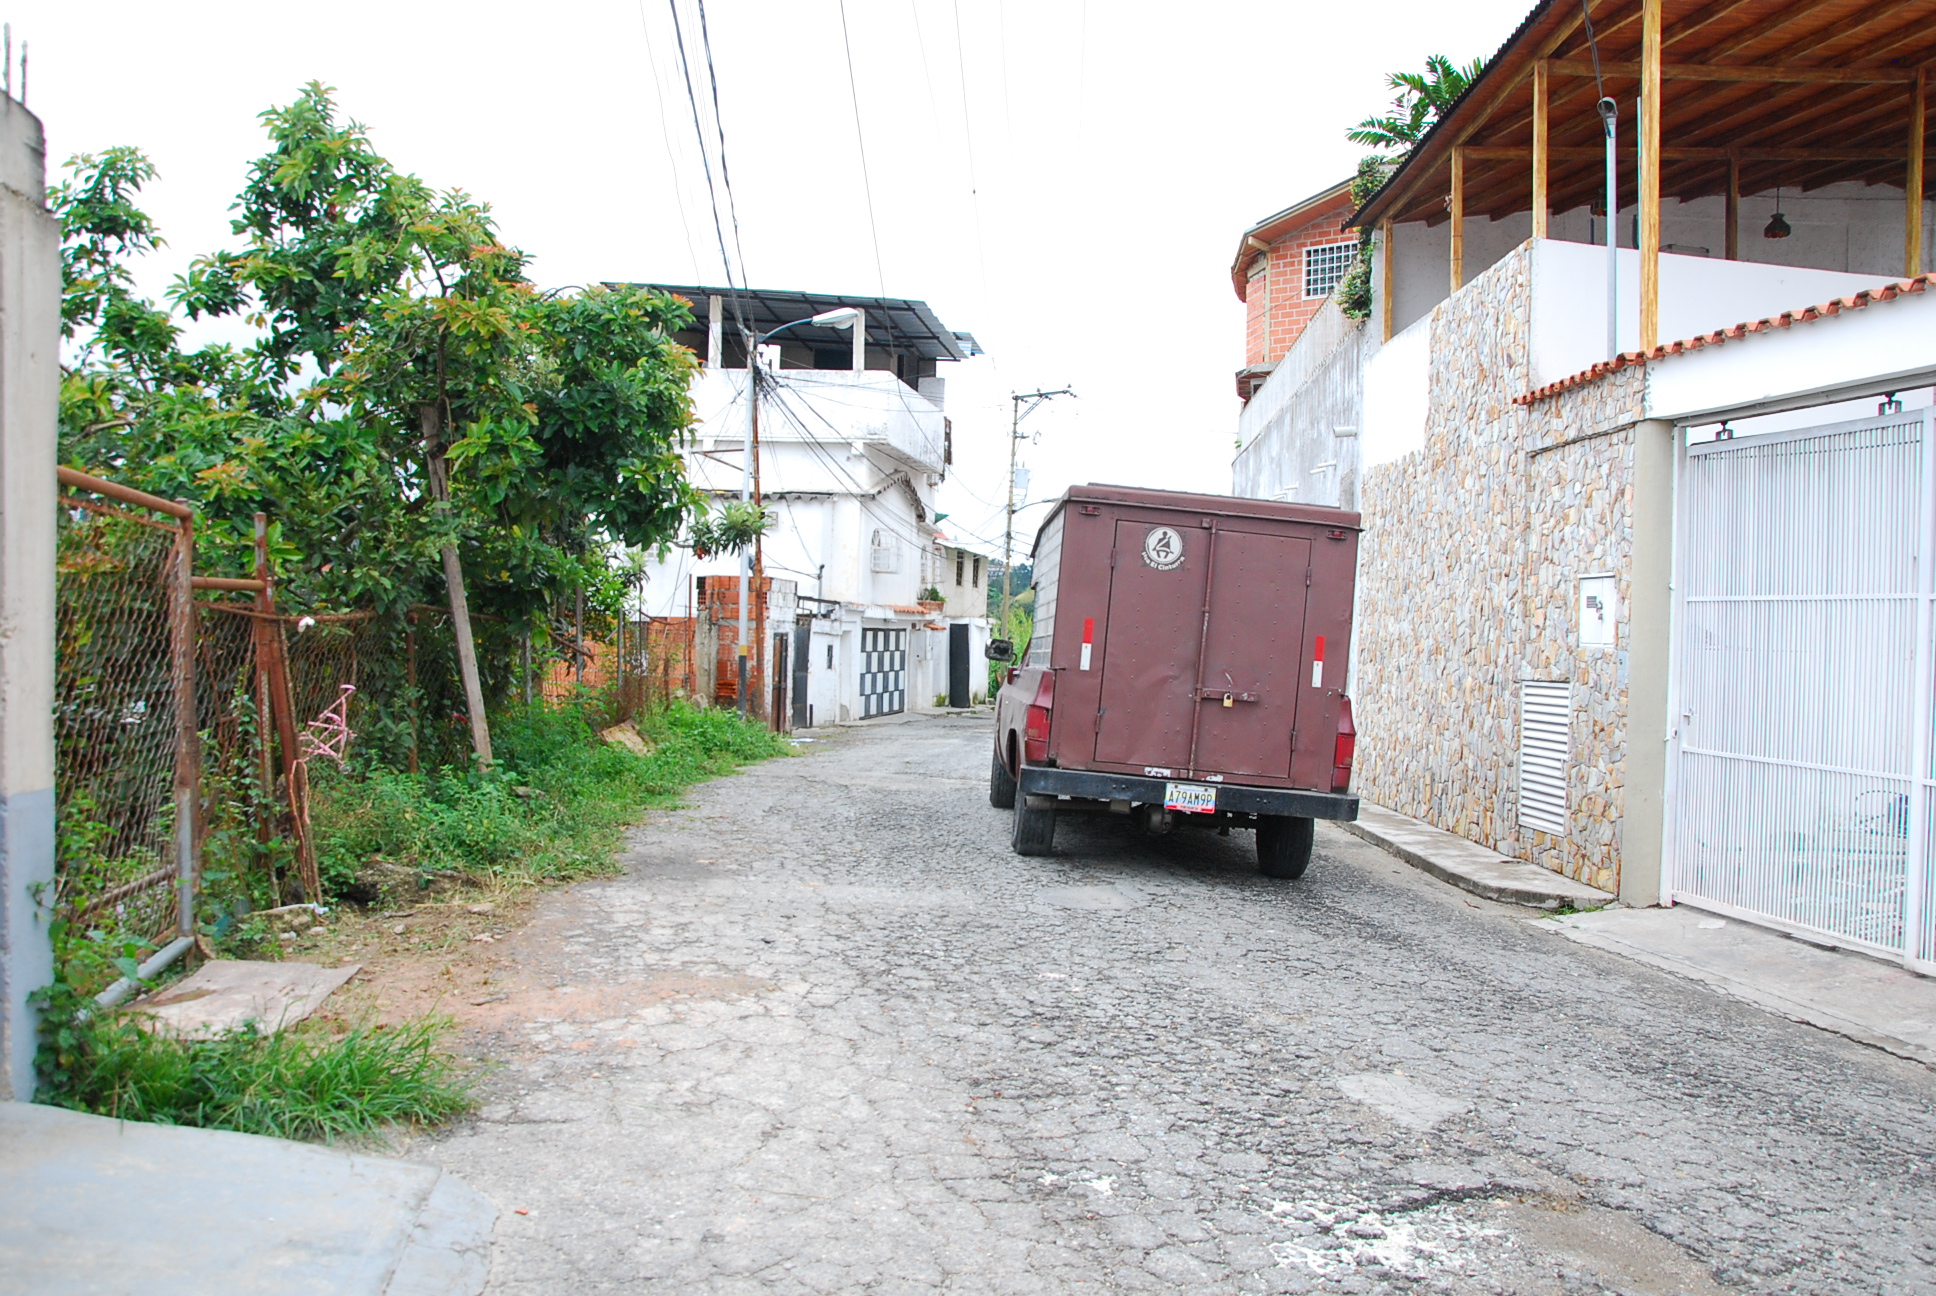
xmin=1669 ymin=408 xmax=1936 ymax=970
xmin=859 ymin=627 xmax=907 ymax=718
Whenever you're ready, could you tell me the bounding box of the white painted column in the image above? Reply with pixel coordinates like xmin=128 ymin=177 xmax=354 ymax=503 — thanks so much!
xmin=0 ymin=100 xmax=62 ymax=1101
xmin=851 ymin=308 xmax=866 ymax=372
xmin=1624 ymin=418 xmax=1676 ymax=908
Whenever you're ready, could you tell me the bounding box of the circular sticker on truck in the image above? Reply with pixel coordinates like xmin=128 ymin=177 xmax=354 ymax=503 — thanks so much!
xmin=1142 ymin=526 xmax=1185 ymax=570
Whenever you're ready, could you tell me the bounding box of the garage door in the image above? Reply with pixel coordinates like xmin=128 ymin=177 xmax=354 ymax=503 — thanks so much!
xmin=859 ymin=628 xmax=907 ymax=718
xmin=1670 ymin=408 xmax=1935 ymax=969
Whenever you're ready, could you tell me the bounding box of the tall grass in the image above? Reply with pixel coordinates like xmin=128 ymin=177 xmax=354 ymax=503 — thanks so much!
xmin=310 ymin=698 xmax=791 ymax=893
xmin=33 ymin=984 xmax=470 ymax=1141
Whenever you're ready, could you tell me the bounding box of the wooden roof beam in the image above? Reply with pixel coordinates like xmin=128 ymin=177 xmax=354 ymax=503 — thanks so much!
xmin=1697 ymin=0 xmax=1846 ymax=64
xmin=1545 ymin=59 xmax=1914 ymax=84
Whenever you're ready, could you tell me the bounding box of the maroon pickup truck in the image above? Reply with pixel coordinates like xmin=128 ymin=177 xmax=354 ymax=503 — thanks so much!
xmin=989 ymin=484 xmax=1360 ymax=879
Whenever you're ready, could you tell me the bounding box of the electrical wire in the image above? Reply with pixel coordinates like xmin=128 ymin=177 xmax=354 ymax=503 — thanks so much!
xmin=666 ymin=0 xmax=747 ymax=332
xmin=949 ymin=0 xmax=992 ymax=303
xmin=693 ymin=0 xmax=751 ymax=293
xmin=837 ymin=0 xmax=889 ymax=296
xmin=634 ymin=0 xmax=704 ymax=281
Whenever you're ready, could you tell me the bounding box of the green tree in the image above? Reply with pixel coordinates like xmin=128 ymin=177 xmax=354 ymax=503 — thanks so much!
xmin=1347 ymin=55 xmax=1486 ymax=154
xmin=54 ymin=84 xmax=703 ymax=766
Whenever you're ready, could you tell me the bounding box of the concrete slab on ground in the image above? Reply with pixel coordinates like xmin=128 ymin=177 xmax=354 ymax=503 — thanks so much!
xmin=1344 ymin=802 xmax=1616 ymax=910
xmin=131 ymin=959 xmax=358 ymax=1038
xmin=0 ymin=1102 xmax=494 ymax=1294
xmin=1540 ymin=906 xmax=1936 ymax=1066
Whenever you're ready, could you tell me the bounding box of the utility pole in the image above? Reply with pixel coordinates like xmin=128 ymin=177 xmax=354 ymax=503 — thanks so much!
xmin=1000 ymin=387 xmax=1075 ymax=639
xmin=740 ymin=331 xmax=757 ymax=718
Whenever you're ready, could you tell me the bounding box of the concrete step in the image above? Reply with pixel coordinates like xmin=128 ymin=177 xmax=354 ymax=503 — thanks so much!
xmin=1342 ymin=802 xmax=1616 ymax=911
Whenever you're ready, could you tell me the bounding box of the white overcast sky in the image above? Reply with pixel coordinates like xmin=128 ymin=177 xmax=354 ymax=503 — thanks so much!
xmin=22 ymin=0 xmax=1528 ymax=555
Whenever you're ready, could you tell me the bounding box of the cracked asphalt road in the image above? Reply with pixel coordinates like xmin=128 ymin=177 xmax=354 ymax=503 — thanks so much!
xmin=411 ymin=713 xmax=1936 ymax=1295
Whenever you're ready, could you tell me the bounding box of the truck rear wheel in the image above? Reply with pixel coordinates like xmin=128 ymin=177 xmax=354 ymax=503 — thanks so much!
xmin=1012 ymin=796 xmax=1057 ymax=856
xmin=989 ymin=746 xmax=1017 ymax=809
xmin=1257 ymin=815 xmax=1314 ymax=879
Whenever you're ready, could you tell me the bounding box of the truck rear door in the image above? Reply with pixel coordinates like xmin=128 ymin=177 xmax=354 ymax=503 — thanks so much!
xmin=1092 ymin=520 xmax=1310 ymax=779
xmin=1093 ymin=519 xmax=1205 ymax=770
xmin=1192 ymin=528 xmax=1310 ymax=778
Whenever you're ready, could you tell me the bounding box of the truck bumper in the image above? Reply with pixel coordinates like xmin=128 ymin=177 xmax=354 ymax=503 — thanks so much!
xmin=1016 ymin=766 xmax=1358 ymax=822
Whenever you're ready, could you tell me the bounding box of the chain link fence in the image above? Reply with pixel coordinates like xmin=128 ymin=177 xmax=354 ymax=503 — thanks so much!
xmin=55 ymin=470 xmax=693 ymax=991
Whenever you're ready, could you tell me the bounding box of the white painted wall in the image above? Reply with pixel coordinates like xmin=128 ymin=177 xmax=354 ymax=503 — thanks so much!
xmin=1384 ymin=182 xmax=1931 ymax=345
xmin=1530 ymin=239 xmax=1899 ymax=389
xmin=1361 ymin=315 xmax=1430 ymax=471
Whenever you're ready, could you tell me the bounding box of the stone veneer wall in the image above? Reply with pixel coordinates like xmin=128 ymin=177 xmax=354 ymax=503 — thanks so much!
xmin=1353 ymin=241 xmax=1645 ymax=892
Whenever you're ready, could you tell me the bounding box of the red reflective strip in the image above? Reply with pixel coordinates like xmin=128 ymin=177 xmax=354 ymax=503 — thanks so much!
xmin=1082 ymin=617 xmax=1095 ymax=645
xmin=1314 ymin=635 xmax=1326 ymax=663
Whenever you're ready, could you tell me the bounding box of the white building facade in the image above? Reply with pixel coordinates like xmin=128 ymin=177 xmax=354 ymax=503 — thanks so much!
xmin=636 ymin=287 xmax=990 ymax=724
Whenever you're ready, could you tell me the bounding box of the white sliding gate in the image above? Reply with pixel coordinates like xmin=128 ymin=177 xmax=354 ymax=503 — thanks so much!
xmin=1669 ymin=408 xmax=1936 ymax=970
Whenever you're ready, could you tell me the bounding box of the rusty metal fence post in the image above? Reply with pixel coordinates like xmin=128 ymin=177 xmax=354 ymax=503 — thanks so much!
xmin=169 ymin=502 xmax=196 ymax=946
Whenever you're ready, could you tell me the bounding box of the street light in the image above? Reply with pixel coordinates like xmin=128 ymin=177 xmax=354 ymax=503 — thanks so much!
xmin=733 ymin=307 xmax=863 ymax=718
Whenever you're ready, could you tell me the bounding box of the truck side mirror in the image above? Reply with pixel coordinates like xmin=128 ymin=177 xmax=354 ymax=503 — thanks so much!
xmin=984 ymin=639 xmax=1014 ymax=663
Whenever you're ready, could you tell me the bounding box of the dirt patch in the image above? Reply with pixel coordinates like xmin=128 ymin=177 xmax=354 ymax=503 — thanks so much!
xmin=273 ymin=889 xmax=767 ymax=1039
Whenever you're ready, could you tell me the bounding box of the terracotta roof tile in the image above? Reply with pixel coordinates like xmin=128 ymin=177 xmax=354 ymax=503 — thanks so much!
xmin=1513 ymin=272 xmax=1936 ymax=406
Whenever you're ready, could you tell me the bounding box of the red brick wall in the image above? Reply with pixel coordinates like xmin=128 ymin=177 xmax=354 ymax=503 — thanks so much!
xmin=1239 ymin=192 xmax=1358 ymax=370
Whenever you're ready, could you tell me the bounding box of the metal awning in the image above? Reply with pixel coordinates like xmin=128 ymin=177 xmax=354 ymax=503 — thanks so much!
xmin=626 ymin=283 xmax=979 ymax=362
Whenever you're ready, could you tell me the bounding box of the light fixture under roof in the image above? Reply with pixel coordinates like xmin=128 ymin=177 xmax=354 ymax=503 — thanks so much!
xmin=1764 ymin=187 xmax=1792 ymax=240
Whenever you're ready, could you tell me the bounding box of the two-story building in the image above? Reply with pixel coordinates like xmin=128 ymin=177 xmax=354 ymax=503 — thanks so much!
xmin=1232 ymin=0 xmax=1936 ymax=973
xmin=635 ymin=285 xmax=986 ymax=725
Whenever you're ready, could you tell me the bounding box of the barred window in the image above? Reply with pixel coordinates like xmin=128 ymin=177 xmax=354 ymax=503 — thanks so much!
xmin=1304 ymin=242 xmax=1357 ymax=299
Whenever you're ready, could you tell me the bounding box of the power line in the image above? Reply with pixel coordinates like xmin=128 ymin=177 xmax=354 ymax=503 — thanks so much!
xmin=837 ymin=0 xmax=888 ymax=296
xmin=634 ymin=0 xmax=704 ymax=281
xmin=665 ymin=0 xmax=746 ymax=331
xmin=949 ymin=0 xmax=992 ymax=303
xmin=693 ymin=0 xmax=750 ymax=292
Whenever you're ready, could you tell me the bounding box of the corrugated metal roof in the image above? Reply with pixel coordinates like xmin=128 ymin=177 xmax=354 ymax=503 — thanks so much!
xmin=626 ymin=283 xmax=978 ymax=362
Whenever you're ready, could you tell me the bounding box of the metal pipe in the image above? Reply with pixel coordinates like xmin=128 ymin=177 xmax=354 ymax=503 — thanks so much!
xmin=57 ymin=466 xmax=194 ymax=520
xmin=1600 ymin=96 xmax=1620 ymax=360
xmin=94 ymin=936 xmax=195 ymax=1009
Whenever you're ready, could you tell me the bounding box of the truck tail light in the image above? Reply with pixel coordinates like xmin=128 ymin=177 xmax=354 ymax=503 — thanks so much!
xmin=1332 ymin=696 xmax=1356 ymax=793
xmin=1024 ymin=672 xmax=1056 ymax=765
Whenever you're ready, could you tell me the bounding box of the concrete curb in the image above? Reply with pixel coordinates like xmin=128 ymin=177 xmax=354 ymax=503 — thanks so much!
xmin=1342 ymin=803 xmax=1616 ymax=911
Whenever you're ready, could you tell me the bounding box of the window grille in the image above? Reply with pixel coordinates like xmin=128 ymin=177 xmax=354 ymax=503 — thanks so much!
xmin=956 ymin=552 xmax=965 ymax=586
xmin=972 ymin=557 xmax=982 ymax=588
xmin=1304 ymin=242 xmax=1357 ymax=299
xmin=870 ymin=529 xmax=899 ymax=573
xmin=1518 ymin=681 xmax=1571 ymax=836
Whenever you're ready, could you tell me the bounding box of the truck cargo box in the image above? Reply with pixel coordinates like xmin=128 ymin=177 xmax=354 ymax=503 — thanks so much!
xmin=990 ymin=483 xmax=1360 ymax=878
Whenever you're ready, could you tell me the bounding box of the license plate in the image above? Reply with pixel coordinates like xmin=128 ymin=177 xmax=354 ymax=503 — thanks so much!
xmin=1164 ymin=781 xmax=1218 ymax=814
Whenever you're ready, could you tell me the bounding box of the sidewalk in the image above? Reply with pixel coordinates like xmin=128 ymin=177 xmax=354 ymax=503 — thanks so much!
xmin=0 ymin=1102 xmax=494 ymax=1293
xmin=1538 ymin=906 xmax=1936 ymax=1066
xmin=1342 ymin=802 xmax=1616 ymax=910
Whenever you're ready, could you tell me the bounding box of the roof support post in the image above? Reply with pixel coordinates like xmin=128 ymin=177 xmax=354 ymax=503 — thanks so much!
xmin=852 ymin=307 xmax=867 ymax=371
xmin=1910 ymin=69 xmax=1926 ymax=278
xmin=1379 ymin=219 xmax=1395 ymax=342
xmin=707 ymin=294 xmax=723 ymax=370
xmin=1450 ymin=146 xmax=1466 ymax=293
xmin=1638 ymin=0 xmax=1663 ymax=351
xmin=1532 ymin=60 xmax=1550 ymax=239
xmin=1725 ymin=150 xmax=1740 ymax=261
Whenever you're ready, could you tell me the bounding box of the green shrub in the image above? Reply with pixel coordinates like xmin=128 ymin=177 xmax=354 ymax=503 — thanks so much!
xmin=33 ymin=983 xmax=470 ymax=1141
xmin=309 ymin=698 xmax=790 ymax=895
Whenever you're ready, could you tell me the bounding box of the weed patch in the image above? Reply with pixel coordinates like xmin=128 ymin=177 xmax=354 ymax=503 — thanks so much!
xmin=32 ymin=984 xmax=470 ymax=1141
xmin=304 ymin=699 xmax=790 ymax=900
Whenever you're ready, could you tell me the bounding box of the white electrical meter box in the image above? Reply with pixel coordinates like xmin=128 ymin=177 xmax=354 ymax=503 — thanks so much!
xmin=1578 ymin=575 xmax=1617 ymax=651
